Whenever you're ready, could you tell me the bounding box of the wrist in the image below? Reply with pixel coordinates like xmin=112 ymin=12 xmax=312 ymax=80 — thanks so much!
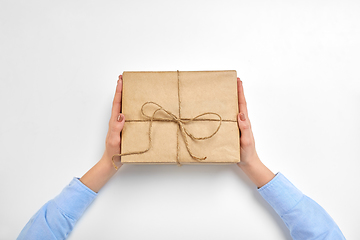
xmin=237 ymin=154 xmax=275 ymax=188
xmin=237 ymin=152 xmax=260 ymax=170
xmin=80 ymin=152 xmax=121 ymax=193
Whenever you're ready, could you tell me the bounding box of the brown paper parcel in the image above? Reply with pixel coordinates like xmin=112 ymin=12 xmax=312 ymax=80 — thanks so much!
xmin=117 ymin=70 xmax=240 ymax=164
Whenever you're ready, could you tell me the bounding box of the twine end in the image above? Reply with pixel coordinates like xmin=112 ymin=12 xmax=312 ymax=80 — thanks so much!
xmin=111 ymin=154 xmax=120 ymax=170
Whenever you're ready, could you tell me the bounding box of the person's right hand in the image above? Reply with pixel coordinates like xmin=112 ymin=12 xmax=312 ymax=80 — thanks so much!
xmin=236 ymin=77 xmax=259 ymax=166
xmin=236 ymin=77 xmax=275 ymax=188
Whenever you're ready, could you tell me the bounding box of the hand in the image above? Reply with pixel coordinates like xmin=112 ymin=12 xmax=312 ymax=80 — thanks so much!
xmin=236 ymin=77 xmax=275 ymax=188
xmin=104 ymin=75 xmax=125 ymax=168
xmin=80 ymin=75 xmax=126 ymax=192
xmin=236 ymin=78 xmax=259 ymax=166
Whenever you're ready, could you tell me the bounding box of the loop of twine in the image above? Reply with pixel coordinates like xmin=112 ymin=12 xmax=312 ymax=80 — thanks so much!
xmin=111 ymin=101 xmax=222 ymax=170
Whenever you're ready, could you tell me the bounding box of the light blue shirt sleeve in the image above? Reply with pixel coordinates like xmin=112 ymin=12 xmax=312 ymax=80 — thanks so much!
xmin=17 ymin=177 xmax=97 ymax=240
xmin=258 ymin=172 xmax=345 ymax=240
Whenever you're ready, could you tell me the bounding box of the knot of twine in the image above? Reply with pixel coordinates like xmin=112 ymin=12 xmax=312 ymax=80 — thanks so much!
xmin=111 ymin=101 xmax=222 ymax=169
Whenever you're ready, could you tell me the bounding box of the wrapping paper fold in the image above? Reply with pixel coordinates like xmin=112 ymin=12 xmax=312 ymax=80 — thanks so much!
xmin=120 ymin=70 xmax=240 ymax=164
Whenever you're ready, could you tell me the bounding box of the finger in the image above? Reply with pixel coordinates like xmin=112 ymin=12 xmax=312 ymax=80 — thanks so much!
xmin=111 ymin=75 xmax=123 ymax=121
xmin=237 ymin=77 xmax=248 ymax=117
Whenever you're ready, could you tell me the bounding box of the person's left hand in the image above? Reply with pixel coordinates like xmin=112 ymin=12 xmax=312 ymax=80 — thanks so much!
xmin=103 ymin=75 xmax=125 ymax=168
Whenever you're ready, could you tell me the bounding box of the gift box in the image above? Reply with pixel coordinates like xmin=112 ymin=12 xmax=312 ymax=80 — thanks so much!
xmin=117 ymin=70 xmax=240 ymax=165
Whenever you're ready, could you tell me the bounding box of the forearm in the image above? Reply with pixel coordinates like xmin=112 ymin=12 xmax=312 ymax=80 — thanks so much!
xmin=238 ymin=154 xmax=275 ymax=188
xmin=80 ymin=153 xmax=121 ymax=193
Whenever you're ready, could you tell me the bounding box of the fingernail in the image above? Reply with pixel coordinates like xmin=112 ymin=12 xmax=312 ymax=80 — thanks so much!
xmin=240 ymin=113 xmax=246 ymax=121
xmin=117 ymin=114 xmax=123 ymax=122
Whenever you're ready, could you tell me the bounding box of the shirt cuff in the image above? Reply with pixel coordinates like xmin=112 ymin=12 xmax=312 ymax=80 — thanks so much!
xmin=257 ymin=172 xmax=304 ymax=216
xmin=53 ymin=177 xmax=97 ymax=220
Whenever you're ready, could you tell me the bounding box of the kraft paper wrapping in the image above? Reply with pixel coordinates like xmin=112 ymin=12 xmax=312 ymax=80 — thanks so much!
xmin=119 ymin=70 xmax=240 ymax=164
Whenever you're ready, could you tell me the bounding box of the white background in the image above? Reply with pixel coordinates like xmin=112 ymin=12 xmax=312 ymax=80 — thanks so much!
xmin=1 ymin=0 xmax=359 ymax=239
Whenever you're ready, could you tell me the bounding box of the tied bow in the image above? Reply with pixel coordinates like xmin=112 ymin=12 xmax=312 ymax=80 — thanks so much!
xmin=112 ymin=101 xmax=222 ymax=168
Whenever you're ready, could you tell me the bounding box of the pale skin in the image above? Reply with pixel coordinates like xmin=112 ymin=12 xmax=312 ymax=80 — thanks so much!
xmin=236 ymin=78 xmax=275 ymax=187
xmin=79 ymin=75 xmax=125 ymax=193
xmin=80 ymin=75 xmax=275 ymax=193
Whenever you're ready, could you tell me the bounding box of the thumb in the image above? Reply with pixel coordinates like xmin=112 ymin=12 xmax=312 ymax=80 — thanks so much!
xmin=237 ymin=112 xmax=251 ymax=138
xmin=117 ymin=113 xmax=125 ymax=131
